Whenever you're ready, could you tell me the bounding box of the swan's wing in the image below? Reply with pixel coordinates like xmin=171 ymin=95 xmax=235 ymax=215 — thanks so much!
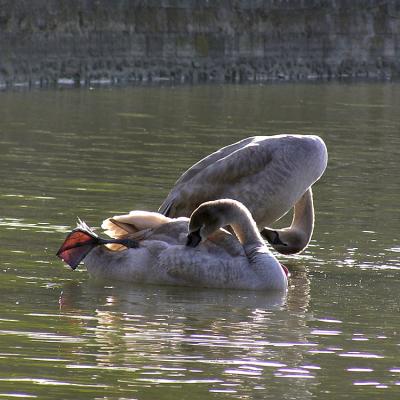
xmin=141 ymin=218 xmax=189 ymax=246
xmin=159 ymin=136 xmax=273 ymax=217
xmin=159 ymin=137 xmax=258 ymax=216
xmin=173 ymin=136 xmax=257 ymax=186
xmin=102 ymin=211 xmax=172 ymax=239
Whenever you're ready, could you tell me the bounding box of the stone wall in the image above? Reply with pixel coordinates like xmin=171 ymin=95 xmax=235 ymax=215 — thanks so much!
xmin=0 ymin=0 xmax=399 ymax=86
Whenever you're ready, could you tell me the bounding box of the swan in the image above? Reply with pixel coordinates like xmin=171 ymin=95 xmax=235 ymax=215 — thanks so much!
xmin=159 ymin=134 xmax=328 ymax=254
xmin=57 ymin=199 xmax=288 ymax=291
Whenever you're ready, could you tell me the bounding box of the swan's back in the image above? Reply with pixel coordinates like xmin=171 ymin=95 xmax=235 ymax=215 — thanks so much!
xmin=99 ymin=209 xmax=246 ymax=258
xmin=159 ymin=134 xmax=327 ymax=228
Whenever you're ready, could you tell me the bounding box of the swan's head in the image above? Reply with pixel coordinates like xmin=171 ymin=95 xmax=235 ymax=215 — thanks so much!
xmin=261 ymin=228 xmax=306 ymax=255
xmin=186 ymin=202 xmax=223 ymax=247
xmin=186 ymin=199 xmax=241 ymax=247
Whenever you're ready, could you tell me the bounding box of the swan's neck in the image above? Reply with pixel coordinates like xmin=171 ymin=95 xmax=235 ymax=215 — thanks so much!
xmin=226 ymin=204 xmax=287 ymax=290
xmin=291 ymin=187 xmax=314 ymax=235
xmin=261 ymin=187 xmax=314 ymax=255
xmin=228 ymin=207 xmax=265 ymax=249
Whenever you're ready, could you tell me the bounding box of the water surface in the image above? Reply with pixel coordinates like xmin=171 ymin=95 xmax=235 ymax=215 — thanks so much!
xmin=0 ymin=83 xmax=399 ymax=399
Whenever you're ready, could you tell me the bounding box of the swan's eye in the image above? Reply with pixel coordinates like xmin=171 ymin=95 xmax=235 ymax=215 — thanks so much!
xmin=273 ymin=232 xmax=287 ymax=246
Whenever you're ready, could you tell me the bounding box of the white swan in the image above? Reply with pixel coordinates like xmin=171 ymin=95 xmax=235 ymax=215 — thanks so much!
xmin=159 ymin=134 xmax=328 ymax=254
xmin=57 ymin=199 xmax=288 ymax=291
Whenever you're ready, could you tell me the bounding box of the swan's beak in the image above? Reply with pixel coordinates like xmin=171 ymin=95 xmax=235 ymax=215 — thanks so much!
xmin=186 ymin=230 xmax=202 ymax=247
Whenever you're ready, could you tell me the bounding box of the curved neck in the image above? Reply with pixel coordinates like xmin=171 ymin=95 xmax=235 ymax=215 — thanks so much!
xmin=291 ymin=187 xmax=314 ymax=234
xmin=260 ymin=187 xmax=315 ymax=254
xmin=228 ymin=207 xmax=265 ymax=248
xmin=227 ymin=204 xmax=287 ymax=290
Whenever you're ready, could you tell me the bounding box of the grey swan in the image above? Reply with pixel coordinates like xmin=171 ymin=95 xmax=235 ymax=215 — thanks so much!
xmin=159 ymin=134 xmax=328 ymax=254
xmin=57 ymin=199 xmax=288 ymax=291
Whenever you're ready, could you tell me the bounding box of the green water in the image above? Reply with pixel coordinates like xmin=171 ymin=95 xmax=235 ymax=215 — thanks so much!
xmin=0 ymin=83 xmax=399 ymax=399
